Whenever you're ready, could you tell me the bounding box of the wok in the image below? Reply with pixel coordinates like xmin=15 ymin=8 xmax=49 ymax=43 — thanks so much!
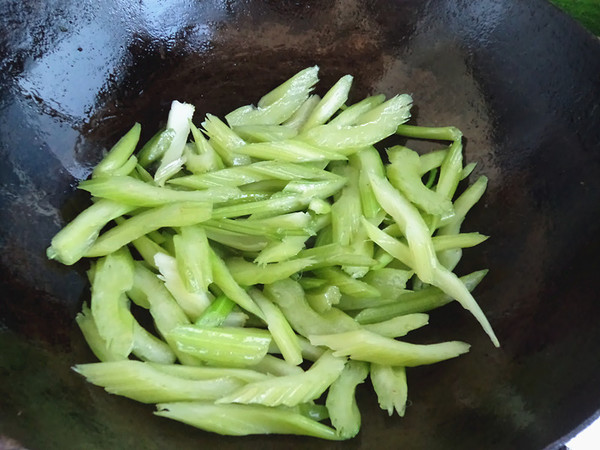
xmin=1 ymin=0 xmax=600 ymax=448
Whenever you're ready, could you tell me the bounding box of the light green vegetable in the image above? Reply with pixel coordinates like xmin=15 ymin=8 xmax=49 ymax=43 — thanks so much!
xmin=370 ymin=364 xmax=408 ymax=416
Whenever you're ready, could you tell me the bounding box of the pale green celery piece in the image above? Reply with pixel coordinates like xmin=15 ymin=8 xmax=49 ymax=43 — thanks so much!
xmin=354 ymin=270 xmax=488 ymax=324
xmin=204 ymin=226 xmax=271 ymax=252
xmin=326 ymin=360 xmax=369 ymax=439
xmin=371 ymin=247 xmax=395 ymax=270
xmin=174 ymin=226 xmax=213 ymax=293
xmin=438 ymin=175 xmax=488 ymax=230
xmin=280 ymin=179 xmax=347 ymax=204
xmin=328 ymin=94 xmax=386 ymax=127
xmin=293 ymin=402 xmax=329 ymax=422
xmin=297 ymin=335 xmax=325 ymax=362
xmin=461 ymin=162 xmax=477 ymax=180
xmin=436 ymin=138 xmax=463 ymax=201
xmin=79 ymin=175 xmax=242 ymax=207
xmin=226 ymin=66 xmax=320 ymax=127
xmin=250 ymin=288 xmax=303 ymax=366
xmin=202 ymin=113 xmax=251 ymax=166
xmin=233 ymin=124 xmax=298 ymax=142
xmin=132 ymin=322 xmax=177 ymax=364
xmin=221 ymin=311 xmax=249 ymax=328
xmin=209 ymin=248 xmax=265 ymax=320
xmin=424 ymin=167 xmax=438 ymax=189
xmin=114 ymin=219 xmax=164 ymax=271
xmin=282 ymin=94 xmax=321 ymax=130
xmin=305 ymin=285 xmax=341 ymax=313
xmin=308 ymin=197 xmax=331 ymax=214
xmin=217 ymin=351 xmax=346 ymax=407
xmin=211 ymin=194 xmax=307 ymax=219
xmin=85 ymin=202 xmax=212 ymax=257
xmin=336 ymin=294 xmax=397 ymax=311
xmin=314 ymin=223 xmax=332 ymax=246
xmin=302 ymin=94 xmax=412 ymax=150
xmin=387 ymin=146 xmax=454 ymax=216
xmin=110 ymin=155 xmax=138 ymax=177
xmin=254 ymin=236 xmax=308 ymax=265
xmin=73 ymin=360 xmax=244 ymax=403
xmin=312 ymin=267 xmax=380 ymax=299
xmin=240 ymin=179 xmax=288 ymax=195
xmin=188 ymin=119 xmax=225 ymax=171
xmin=361 ymin=267 xmax=413 ymax=299
xmin=46 ymin=199 xmax=135 ymax=265
xmin=331 ymin=165 xmax=360 ymax=246
xmin=250 ymin=354 xmax=304 ymax=376
xmin=205 ymin=212 xmax=314 ymax=239
xmin=75 ymin=303 xmax=122 ymax=362
xmin=90 ymin=248 xmax=135 ymax=360
xmin=147 ymin=362 xmax=270 ymax=383
xmin=309 ymin=329 xmax=470 ymax=366
xmin=137 ymin=128 xmax=175 ymax=168
xmin=396 ymin=124 xmax=462 ymax=142
xmin=297 ymin=277 xmax=327 ymax=290
xmin=234 ymin=139 xmax=347 ymax=162
xmin=361 ymin=218 xmax=412 ymax=266
xmin=349 ymin=147 xmax=385 ymax=221
xmin=263 ymin=278 xmax=359 ymax=337
xmin=126 ymin=284 xmax=150 ymax=309
xmin=168 ymin=165 xmax=266 ymax=189
xmin=368 ymin=173 xmax=437 ymax=283
xmin=92 ymin=123 xmax=141 ymax=178
xmin=134 ymin=163 xmax=155 ymax=184
xmin=247 ymin=160 xmax=342 ymax=181
xmin=160 ymin=230 xmax=176 ymax=256
xmin=370 ymin=364 xmax=408 ymax=416
xmin=419 ymin=149 xmax=449 ymax=174
xmin=154 ymin=101 xmax=195 ymax=185
xmin=155 ymin=402 xmax=342 ymax=440
xmin=300 ymin=74 xmax=353 ymax=132
xmin=167 ymin=324 xmax=271 ymax=367
xmin=154 ymin=252 xmax=211 ymax=321
xmin=195 ymin=294 xmax=236 ymax=327
xmin=363 ymin=314 xmax=429 ymax=338
xmin=432 ymin=232 xmax=489 ymax=252
xmin=226 ymin=257 xmax=314 ymax=286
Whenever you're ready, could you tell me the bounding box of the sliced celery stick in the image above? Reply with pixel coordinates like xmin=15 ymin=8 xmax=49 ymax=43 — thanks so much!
xmin=132 ymin=322 xmax=177 ymax=364
xmin=250 ymin=354 xmax=304 ymax=376
xmin=234 ymin=139 xmax=347 ymax=162
xmin=110 ymin=155 xmax=138 ymax=177
xmin=202 ymin=114 xmax=251 ymax=166
xmin=303 ymin=94 xmax=412 ymax=150
xmin=92 ymin=123 xmax=141 ymax=178
xmin=362 ymin=314 xmax=429 ymax=338
xmin=206 ymin=212 xmax=314 ymax=239
xmin=247 ymin=160 xmax=342 ymax=181
xmin=331 ymin=165 xmax=361 ymax=246
xmin=233 ymin=124 xmax=298 ymax=142
xmin=155 ymin=101 xmax=195 ymax=185
xmin=436 ymin=138 xmax=463 ymax=201
xmin=85 ymin=202 xmax=212 ymax=257
xmin=264 ymin=278 xmax=359 ymax=337
xmin=361 ymin=267 xmax=412 ymax=299
xmin=133 ymin=163 xmax=154 ymax=183
xmin=227 ymin=256 xmax=313 ymax=286
xmin=419 ymin=149 xmax=448 ymax=174
xmin=137 ymin=128 xmax=175 ymax=168
xmin=168 ymin=325 xmax=271 ymax=367
xmin=128 ymin=232 xmax=168 ymax=270
xmin=226 ymin=66 xmax=319 ymax=127
xmin=250 ymin=288 xmax=302 ymax=366
xmin=360 ymin=217 xmax=412 ymax=266
xmin=282 ymin=94 xmax=321 ymax=130
xmin=432 ymin=232 xmax=489 ymax=252
xmin=349 ymin=147 xmax=385 ymax=221
xmin=461 ymin=161 xmax=477 ymax=180
xmin=309 ymin=329 xmax=470 ymax=366
xmin=312 ymin=267 xmax=380 ymax=299
xmin=73 ymin=360 xmax=244 ymax=403
xmin=47 ymin=199 xmax=135 ymax=265
xmin=187 ymin=120 xmax=225 ymax=173
xmin=211 ymin=194 xmax=307 ymax=219
xmin=169 ymin=165 xmax=265 ymax=189
xmin=174 ymin=226 xmax=212 ymax=293
xmin=76 ymin=303 xmax=122 ymax=362
xmin=396 ymin=124 xmax=462 ymax=142
xmin=79 ymin=176 xmax=241 ymax=207
xmin=354 ymin=270 xmax=488 ymax=324
xmin=438 ymin=175 xmax=488 ymax=230
xmin=155 ymin=402 xmax=341 ymax=440
xmin=204 ymin=225 xmax=271 ymax=252
xmin=217 ymin=351 xmax=345 ymax=407
xmin=328 ymin=94 xmax=386 ymax=127
xmin=154 ymin=252 xmax=210 ymax=321
xmin=305 ymin=285 xmax=341 ymax=313
xmin=326 ymin=360 xmax=369 ymax=439
xmin=195 ymin=294 xmax=235 ymax=327
xmin=90 ymin=248 xmax=135 ymax=360
xmin=147 ymin=362 xmax=270 ymax=383
xmin=370 ymin=364 xmax=408 ymax=416
xmin=294 ymin=402 xmax=329 ymax=422
xmin=254 ymin=235 xmax=307 ymax=265
xmin=300 ymin=74 xmax=353 ymax=131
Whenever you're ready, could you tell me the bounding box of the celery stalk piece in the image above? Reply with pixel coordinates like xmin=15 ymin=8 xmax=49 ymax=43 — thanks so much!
xmin=370 ymin=364 xmax=408 ymax=416
xmin=254 ymin=236 xmax=308 ymax=265
xmin=168 ymin=166 xmax=266 ymax=189
xmin=85 ymin=202 xmax=212 ymax=257
xmin=247 ymin=160 xmax=342 ymax=181
xmin=110 ymin=155 xmax=138 ymax=177
xmin=46 ymin=199 xmax=135 ymax=265
xmin=79 ymin=176 xmax=242 ymax=207
xmin=174 ymin=226 xmax=213 ymax=293
xmin=326 ymin=360 xmax=369 ymax=439
xmin=331 ymin=165 xmax=361 ymax=246
xmin=185 ymin=121 xmax=225 ymax=173
xmin=154 ymin=252 xmax=211 ymax=321
xmin=155 ymin=402 xmax=342 ymax=440
xmin=360 ymin=217 xmax=412 ymax=266
xmin=132 ymin=322 xmax=177 ymax=364
xmin=137 ymin=128 xmax=176 ymax=168
xmin=387 ymin=146 xmax=454 ymax=216
xmin=92 ymin=123 xmax=141 ymax=178
xmin=305 ymin=285 xmax=341 ymax=313
xmin=396 ymin=124 xmax=462 ymax=142
xmin=350 ymin=147 xmax=385 ymax=221
xmin=154 ymin=100 xmax=195 ymax=185
xmin=438 ymin=175 xmax=488 ymax=230
xmin=354 ymin=270 xmax=488 ymax=324
xmin=90 ymin=248 xmax=135 ymax=360
xmin=211 ymin=194 xmax=307 ymax=219
xmin=202 ymin=114 xmax=251 ymax=166
xmin=76 ymin=303 xmax=122 ymax=362
xmin=293 ymin=402 xmax=329 ymax=422
xmin=328 ymin=94 xmax=386 ymax=127
xmin=209 ymin=248 xmax=265 ymax=320
xmin=226 ymin=66 xmax=320 ymax=127
xmin=309 ymin=329 xmax=470 ymax=367
xmin=282 ymin=94 xmax=321 ymax=130
xmin=436 ymin=138 xmax=463 ymax=201
xmin=432 ymin=232 xmax=489 ymax=252
xmin=361 ymin=268 xmax=413 ymax=299
xmin=195 ymin=294 xmax=236 ymax=327
xmin=167 ymin=324 xmax=271 ymax=367
xmin=133 ymin=163 xmax=155 ymax=184
xmin=461 ymin=162 xmax=477 ymax=179
xmin=419 ymin=148 xmax=449 ymax=174
xmin=73 ymin=360 xmax=244 ymax=403
xmin=217 ymin=351 xmax=346 ymax=407
xmin=226 ymin=256 xmax=314 ymax=286
xmin=312 ymin=267 xmax=380 ymax=299
xmin=147 ymin=362 xmax=271 ymax=383
xmin=233 ymin=139 xmax=347 ymax=162
xmin=204 ymin=226 xmax=271 ymax=252
xmin=250 ymin=288 xmax=303 ymax=366
xmin=233 ymin=124 xmax=298 ymax=142
xmin=263 ymin=278 xmax=359 ymax=337
xmin=250 ymin=354 xmax=304 ymax=376
xmin=128 ymin=232 xmax=168 ymax=270
xmin=302 ymin=94 xmax=412 ymax=150
xmin=300 ymin=74 xmax=353 ymax=131
xmin=206 ymin=212 xmax=314 ymax=239
xmin=362 ymin=314 xmax=429 ymax=338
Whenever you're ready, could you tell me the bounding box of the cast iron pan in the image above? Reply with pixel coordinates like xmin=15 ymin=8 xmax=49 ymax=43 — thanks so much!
xmin=1 ymin=0 xmax=600 ymax=448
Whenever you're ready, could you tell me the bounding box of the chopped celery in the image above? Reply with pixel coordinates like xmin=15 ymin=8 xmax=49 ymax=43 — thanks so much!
xmin=250 ymin=354 xmax=305 ymax=377
xmin=282 ymin=94 xmax=321 ymax=130
xmin=174 ymin=226 xmax=213 ymax=293
xmin=234 ymin=139 xmax=347 ymax=162
xmin=75 ymin=303 xmax=122 ymax=362
xmin=132 ymin=322 xmax=177 ymax=364
xmin=195 ymin=294 xmax=236 ymax=327
xmin=396 ymin=124 xmax=462 ymax=142
xmin=300 ymin=74 xmax=353 ymax=131
xmin=305 ymin=285 xmax=341 ymax=313
xmin=233 ymin=124 xmax=298 ymax=142
xmin=312 ymin=267 xmax=380 ymax=299
xmin=92 ymin=123 xmax=141 ymax=178
xmin=370 ymin=364 xmax=408 ymax=416
xmin=254 ymin=235 xmax=307 ymax=265
xmin=202 ymin=114 xmax=251 ymax=166
xmin=328 ymin=94 xmax=386 ymax=127
xmin=362 ymin=314 xmax=429 ymax=338
xmin=137 ymin=128 xmax=176 ymax=168
xmin=147 ymin=362 xmax=270 ymax=383
xmin=227 ymin=256 xmax=314 ymax=286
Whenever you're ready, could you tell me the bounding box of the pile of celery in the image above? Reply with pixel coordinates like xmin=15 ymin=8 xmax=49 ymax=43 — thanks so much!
xmin=47 ymin=66 xmax=497 ymax=440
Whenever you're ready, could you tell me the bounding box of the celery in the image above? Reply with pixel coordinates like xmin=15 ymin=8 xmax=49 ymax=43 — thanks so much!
xmin=362 ymin=314 xmax=429 ymax=338
xmin=132 ymin=322 xmax=177 ymax=364
xmin=137 ymin=128 xmax=175 ymax=168
xmin=174 ymin=226 xmax=212 ymax=293
xmin=204 ymin=225 xmax=271 ymax=252
xmin=234 ymin=139 xmax=347 ymax=162
xmin=250 ymin=354 xmax=304 ymax=377
xmin=305 ymin=285 xmax=341 ymax=313
xmin=254 ymin=236 xmax=307 ymax=265
xmin=147 ymin=362 xmax=270 ymax=383
xmin=312 ymin=267 xmax=380 ymax=298
xmin=233 ymin=124 xmax=298 ymax=142
xmin=227 ymin=256 xmax=314 ymax=286
xmin=300 ymin=74 xmax=353 ymax=131
xmin=370 ymin=364 xmax=408 ymax=416
xmin=202 ymin=114 xmax=251 ymax=166
xmin=419 ymin=149 xmax=448 ymax=174
xmin=361 ymin=268 xmax=412 ymax=299
xmin=282 ymin=94 xmax=321 ymax=130
xmin=436 ymin=138 xmax=463 ymax=201
xmin=396 ymin=124 xmax=462 ymax=142
xmin=195 ymin=294 xmax=236 ymax=327
xmin=75 ymin=303 xmax=122 ymax=362
xmin=92 ymin=123 xmax=141 ymax=178
xmin=328 ymin=94 xmax=386 ymax=127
